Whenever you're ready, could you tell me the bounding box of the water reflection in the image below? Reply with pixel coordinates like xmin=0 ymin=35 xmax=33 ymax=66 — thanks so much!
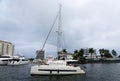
xmin=30 ymin=75 xmax=86 ymax=81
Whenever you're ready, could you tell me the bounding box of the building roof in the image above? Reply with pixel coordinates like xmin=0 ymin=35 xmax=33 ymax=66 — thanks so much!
xmin=0 ymin=40 xmax=12 ymax=44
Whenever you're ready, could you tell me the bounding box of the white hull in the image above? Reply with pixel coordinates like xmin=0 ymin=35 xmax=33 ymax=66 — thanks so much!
xmin=30 ymin=60 xmax=85 ymax=76
xmin=7 ymin=56 xmax=29 ymax=65
xmin=0 ymin=60 xmax=8 ymax=65
xmin=0 ymin=55 xmax=29 ymax=65
xmin=0 ymin=55 xmax=12 ymax=65
xmin=7 ymin=60 xmax=29 ymax=65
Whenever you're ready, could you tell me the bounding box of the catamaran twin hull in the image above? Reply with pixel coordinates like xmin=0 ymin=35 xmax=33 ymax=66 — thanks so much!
xmin=30 ymin=65 xmax=85 ymax=76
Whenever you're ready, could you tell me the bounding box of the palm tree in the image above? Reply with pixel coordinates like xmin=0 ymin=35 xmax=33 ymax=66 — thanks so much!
xmin=111 ymin=49 xmax=117 ymax=57
xmin=104 ymin=49 xmax=112 ymax=58
xmin=73 ymin=49 xmax=84 ymax=60
xmin=73 ymin=50 xmax=79 ymax=60
xmin=78 ymin=49 xmax=84 ymax=57
xmin=89 ymin=48 xmax=94 ymax=58
xmin=78 ymin=49 xmax=86 ymax=63
xmin=99 ymin=49 xmax=105 ymax=58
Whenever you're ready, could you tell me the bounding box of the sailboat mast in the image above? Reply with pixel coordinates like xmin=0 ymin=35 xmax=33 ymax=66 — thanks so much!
xmin=57 ymin=4 xmax=62 ymax=56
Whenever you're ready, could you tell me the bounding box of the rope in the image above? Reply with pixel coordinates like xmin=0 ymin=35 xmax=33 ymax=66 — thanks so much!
xmin=41 ymin=12 xmax=59 ymax=50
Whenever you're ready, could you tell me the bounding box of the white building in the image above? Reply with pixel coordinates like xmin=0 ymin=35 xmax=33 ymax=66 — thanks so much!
xmin=0 ymin=40 xmax=14 ymax=56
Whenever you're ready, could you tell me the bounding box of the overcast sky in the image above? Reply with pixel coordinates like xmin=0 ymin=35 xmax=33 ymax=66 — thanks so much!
xmin=0 ymin=0 xmax=120 ymax=57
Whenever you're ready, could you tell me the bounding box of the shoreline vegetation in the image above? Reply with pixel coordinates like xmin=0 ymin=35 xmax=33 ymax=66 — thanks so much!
xmin=28 ymin=48 xmax=120 ymax=64
xmin=72 ymin=48 xmax=120 ymax=64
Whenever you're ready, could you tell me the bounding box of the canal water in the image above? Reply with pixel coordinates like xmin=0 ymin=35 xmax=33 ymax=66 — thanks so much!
xmin=0 ymin=63 xmax=120 ymax=81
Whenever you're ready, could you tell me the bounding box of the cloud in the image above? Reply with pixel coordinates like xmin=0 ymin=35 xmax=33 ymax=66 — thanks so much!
xmin=0 ymin=0 xmax=120 ymax=57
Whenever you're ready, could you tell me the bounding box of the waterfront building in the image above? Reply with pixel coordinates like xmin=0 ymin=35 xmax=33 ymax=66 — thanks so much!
xmin=0 ymin=40 xmax=14 ymax=56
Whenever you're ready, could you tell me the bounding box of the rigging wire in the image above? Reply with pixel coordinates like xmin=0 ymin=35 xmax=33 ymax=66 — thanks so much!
xmin=62 ymin=30 xmax=67 ymax=50
xmin=41 ymin=12 xmax=59 ymax=50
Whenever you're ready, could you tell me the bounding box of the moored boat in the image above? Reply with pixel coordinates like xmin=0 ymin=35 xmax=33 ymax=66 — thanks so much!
xmin=30 ymin=4 xmax=85 ymax=76
xmin=30 ymin=60 xmax=85 ymax=76
xmin=7 ymin=56 xmax=29 ymax=65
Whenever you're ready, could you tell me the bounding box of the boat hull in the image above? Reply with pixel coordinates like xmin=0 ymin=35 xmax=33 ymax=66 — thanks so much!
xmin=0 ymin=60 xmax=8 ymax=65
xmin=30 ymin=65 xmax=85 ymax=76
xmin=7 ymin=60 xmax=29 ymax=65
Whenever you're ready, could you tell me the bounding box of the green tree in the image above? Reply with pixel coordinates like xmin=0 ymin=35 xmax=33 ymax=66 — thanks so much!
xmin=104 ymin=49 xmax=112 ymax=58
xmin=118 ymin=55 xmax=120 ymax=58
xmin=62 ymin=49 xmax=67 ymax=53
xmin=73 ymin=49 xmax=85 ymax=60
xmin=73 ymin=50 xmax=79 ymax=60
xmin=99 ymin=49 xmax=105 ymax=58
xmin=89 ymin=48 xmax=94 ymax=58
xmin=78 ymin=49 xmax=84 ymax=57
xmin=74 ymin=50 xmax=78 ymax=54
xmin=78 ymin=49 xmax=86 ymax=63
xmin=111 ymin=49 xmax=117 ymax=57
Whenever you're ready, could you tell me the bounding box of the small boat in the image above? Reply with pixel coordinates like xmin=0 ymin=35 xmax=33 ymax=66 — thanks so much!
xmin=7 ymin=56 xmax=29 ymax=65
xmin=30 ymin=60 xmax=85 ymax=76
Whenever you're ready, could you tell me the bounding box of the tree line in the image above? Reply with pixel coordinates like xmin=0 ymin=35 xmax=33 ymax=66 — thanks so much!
xmin=72 ymin=48 xmax=118 ymax=60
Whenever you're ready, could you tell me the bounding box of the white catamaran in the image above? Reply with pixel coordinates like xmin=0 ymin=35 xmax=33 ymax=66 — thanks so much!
xmin=30 ymin=4 xmax=85 ymax=76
